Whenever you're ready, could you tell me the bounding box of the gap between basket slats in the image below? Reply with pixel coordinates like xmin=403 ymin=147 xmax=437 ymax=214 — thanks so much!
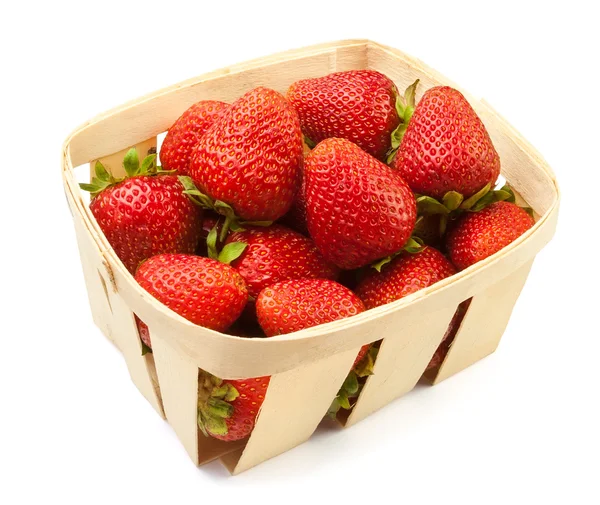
xmin=429 ymin=258 xmax=535 ymax=384
xmin=344 ymin=304 xmax=458 ymax=427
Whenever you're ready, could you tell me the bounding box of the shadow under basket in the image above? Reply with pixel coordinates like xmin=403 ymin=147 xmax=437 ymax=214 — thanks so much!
xmin=62 ymin=40 xmax=560 ymax=475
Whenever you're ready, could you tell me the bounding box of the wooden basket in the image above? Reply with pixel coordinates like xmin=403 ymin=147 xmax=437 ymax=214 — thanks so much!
xmin=62 ymin=40 xmax=559 ymax=475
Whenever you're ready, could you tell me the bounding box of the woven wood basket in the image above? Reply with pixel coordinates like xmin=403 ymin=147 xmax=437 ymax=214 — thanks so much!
xmin=62 ymin=40 xmax=559 ymax=475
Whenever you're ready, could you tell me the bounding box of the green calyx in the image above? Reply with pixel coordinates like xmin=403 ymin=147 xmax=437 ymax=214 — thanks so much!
xmin=179 ymin=175 xmax=271 ymax=258
xmin=327 ymin=346 xmax=378 ymax=418
xmin=416 ymin=183 xmax=518 ymax=236
xmin=371 ymin=236 xmax=425 ymax=272
xmin=304 ymin=135 xmax=316 ymax=149
xmin=206 ymin=220 xmax=248 ymax=264
xmin=387 ymin=79 xmax=420 ymax=164
xmin=79 ymin=147 xmax=173 ymax=197
xmin=197 ymin=371 xmax=239 ymax=438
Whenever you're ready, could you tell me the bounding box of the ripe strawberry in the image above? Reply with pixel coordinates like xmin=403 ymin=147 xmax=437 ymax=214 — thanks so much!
xmin=391 ymin=86 xmax=500 ymax=200
xmin=355 ymin=247 xmax=456 ymax=309
xmin=305 ymin=138 xmax=416 ymax=269
xmin=82 ymin=149 xmax=202 ymax=274
xmin=256 ymin=278 xmax=365 ymax=336
xmin=160 ymin=100 xmax=229 ymax=175
xmin=287 ymin=70 xmax=400 ymax=160
xmin=134 ymin=254 xmax=248 ymax=349
xmin=446 ymin=201 xmax=534 ymax=270
xmin=280 ymin=174 xmax=308 ymax=235
xmin=197 ymin=372 xmax=270 ymax=442
xmin=226 ymin=224 xmax=339 ymax=299
xmin=189 ymin=87 xmax=303 ymax=221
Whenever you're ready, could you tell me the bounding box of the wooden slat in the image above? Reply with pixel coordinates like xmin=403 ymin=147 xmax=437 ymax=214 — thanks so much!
xmin=431 ymin=259 xmax=535 ymax=384
xmin=345 ymin=305 xmax=458 ymax=427
xmin=221 ymin=347 xmax=360 ymax=474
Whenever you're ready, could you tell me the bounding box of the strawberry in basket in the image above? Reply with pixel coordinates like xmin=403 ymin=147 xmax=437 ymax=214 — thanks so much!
xmin=224 ymin=224 xmax=339 ymax=319
xmin=80 ymin=149 xmax=202 ymax=274
xmin=304 ymin=138 xmax=417 ymax=270
xmin=446 ymin=201 xmax=535 ymax=270
xmin=187 ymin=87 xmax=303 ymax=225
xmin=160 ymin=100 xmax=229 ymax=176
xmin=287 ymin=70 xmax=402 ymax=160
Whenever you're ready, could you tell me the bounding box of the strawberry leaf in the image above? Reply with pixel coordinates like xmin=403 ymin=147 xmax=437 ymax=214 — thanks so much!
xmin=123 ymin=148 xmax=140 ymax=177
xmin=206 ymin=223 xmax=219 ymax=260
xmin=460 ymin=183 xmax=491 ymax=210
xmin=417 ymin=195 xmax=451 ymax=215
xmin=404 ymin=236 xmax=425 ymax=254
xmin=207 ymin=398 xmax=234 ymax=419
xmin=342 ymin=371 xmax=359 ymax=396
xmin=140 ymin=153 xmax=157 ymax=175
xmin=442 ymin=191 xmax=464 ymax=211
xmin=94 ymin=160 xmax=111 ymax=182
xmin=337 ymin=390 xmax=351 ymax=410
xmin=218 ymin=242 xmax=247 ymax=265
xmin=304 ymin=135 xmax=316 ymax=149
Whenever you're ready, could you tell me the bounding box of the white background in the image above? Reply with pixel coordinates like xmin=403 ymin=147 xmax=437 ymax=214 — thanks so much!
xmin=1 ymin=1 xmax=599 ymax=503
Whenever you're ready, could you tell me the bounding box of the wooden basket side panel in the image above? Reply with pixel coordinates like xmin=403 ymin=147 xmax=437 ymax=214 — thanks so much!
xmin=344 ymin=304 xmax=458 ymax=427
xmin=72 ymin=212 xmax=116 ymax=346
xmin=222 ymin=347 xmax=361 ymax=475
xmin=71 ymin=205 xmax=164 ymax=416
xmin=67 ymin=42 xmax=368 ymax=167
xmin=431 ymin=258 xmax=535 ymax=384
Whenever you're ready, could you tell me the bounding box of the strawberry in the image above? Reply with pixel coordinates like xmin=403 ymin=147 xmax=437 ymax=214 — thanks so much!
xmin=391 ymin=85 xmax=500 ymax=200
xmin=446 ymin=201 xmax=534 ymax=270
xmin=280 ymin=174 xmax=308 ymax=235
xmin=355 ymin=247 xmax=456 ymax=309
xmin=256 ymin=278 xmax=365 ymax=336
xmin=134 ymin=254 xmax=248 ymax=349
xmin=287 ymin=70 xmax=400 ymax=160
xmin=197 ymin=372 xmax=270 ymax=442
xmin=188 ymin=87 xmax=303 ymax=222
xmin=160 ymin=100 xmax=229 ymax=175
xmin=81 ymin=149 xmax=202 ymax=274
xmin=226 ymin=224 xmax=339 ymax=299
xmin=305 ymin=138 xmax=416 ymax=269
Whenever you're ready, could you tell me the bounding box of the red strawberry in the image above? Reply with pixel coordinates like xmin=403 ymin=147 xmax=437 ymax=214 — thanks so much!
xmin=287 ymin=70 xmax=400 ymax=160
xmin=197 ymin=372 xmax=270 ymax=442
xmin=305 ymin=138 xmax=416 ymax=269
xmin=392 ymin=86 xmax=500 ymax=200
xmin=82 ymin=149 xmax=202 ymax=274
xmin=446 ymin=201 xmax=534 ymax=270
xmin=134 ymin=254 xmax=248 ymax=348
xmin=256 ymin=278 xmax=365 ymax=336
xmin=160 ymin=100 xmax=229 ymax=175
xmin=189 ymin=87 xmax=303 ymax=221
xmin=355 ymin=247 xmax=456 ymax=309
xmin=280 ymin=174 xmax=308 ymax=235
xmin=226 ymin=224 xmax=339 ymax=299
